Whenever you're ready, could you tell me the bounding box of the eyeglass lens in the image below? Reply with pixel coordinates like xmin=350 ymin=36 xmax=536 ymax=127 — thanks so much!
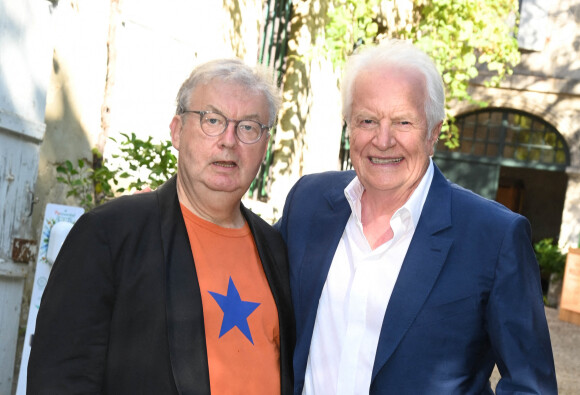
xmin=200 ymin=112 xmax=263 ymax=143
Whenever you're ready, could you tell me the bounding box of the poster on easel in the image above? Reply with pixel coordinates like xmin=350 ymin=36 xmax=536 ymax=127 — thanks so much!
xmin=15 ymin=203 xmax=84 ymax=395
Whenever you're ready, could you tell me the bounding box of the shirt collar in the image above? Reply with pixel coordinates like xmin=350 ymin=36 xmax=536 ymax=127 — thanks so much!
xmin=344 ymin=158 xmax=434 ymax=231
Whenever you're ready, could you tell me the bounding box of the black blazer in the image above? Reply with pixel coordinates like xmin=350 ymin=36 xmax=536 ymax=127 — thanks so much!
xmin=28 ymin=176 xmax=295 ymax=394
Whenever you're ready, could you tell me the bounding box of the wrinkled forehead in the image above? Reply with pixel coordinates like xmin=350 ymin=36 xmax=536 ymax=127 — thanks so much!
xmin=190 ymin=78 xmax=259 ymax=101
xmin=350 ymin=66 xmax=427 ymax=109
xmin=361 ymin=63 xmax=426 ymax=89
xmin=346 ymin=64 xmax=427 ymax=111
xmin=189 ymin=79 xmax=270 ymax=119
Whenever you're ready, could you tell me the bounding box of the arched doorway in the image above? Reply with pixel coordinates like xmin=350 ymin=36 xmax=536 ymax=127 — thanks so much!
xmin=434 ymin=108 xmax=570 ymax=244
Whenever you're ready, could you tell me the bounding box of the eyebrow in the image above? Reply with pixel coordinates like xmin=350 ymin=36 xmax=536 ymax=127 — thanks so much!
xmin=205 ymin=105 xmax=262 ymax=121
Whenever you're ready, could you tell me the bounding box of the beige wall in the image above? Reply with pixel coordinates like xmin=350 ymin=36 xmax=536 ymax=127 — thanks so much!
xmin=452 ymin=0 xmax=580 ymax=249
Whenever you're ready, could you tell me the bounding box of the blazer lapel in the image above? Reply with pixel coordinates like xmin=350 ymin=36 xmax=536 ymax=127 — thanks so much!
xmin=371 ymin=166 xmax=454 ymax=381
xmin=298 ymin=185 xmax=352 ymax=336
xmin=158 ymin=176 xmax=211 ymax=395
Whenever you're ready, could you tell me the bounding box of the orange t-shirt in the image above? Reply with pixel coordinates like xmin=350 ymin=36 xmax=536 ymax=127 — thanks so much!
xmin=181 ymin=205 xmax=281 ymax=394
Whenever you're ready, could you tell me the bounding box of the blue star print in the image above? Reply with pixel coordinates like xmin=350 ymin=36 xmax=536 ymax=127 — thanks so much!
xmin=209 ymin=277 xmax=261 ymax=344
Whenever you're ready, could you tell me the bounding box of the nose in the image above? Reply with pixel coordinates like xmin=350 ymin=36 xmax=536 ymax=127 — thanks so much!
xmin=373 ymin=122 xmax=396 ymax=150
xmin=219 ymin=121 xmax=238 ymax=147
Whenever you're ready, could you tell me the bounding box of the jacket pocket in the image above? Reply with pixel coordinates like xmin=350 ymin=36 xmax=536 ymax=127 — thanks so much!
xmin=412 ymin=295 xmax=479 ymax=327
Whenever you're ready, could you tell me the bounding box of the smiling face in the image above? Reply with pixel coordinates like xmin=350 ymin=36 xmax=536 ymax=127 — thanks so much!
xmin=170 ymin=79 xmax=270 ymax=204
xmin=348 ymin=65 xmax=441 ymax=202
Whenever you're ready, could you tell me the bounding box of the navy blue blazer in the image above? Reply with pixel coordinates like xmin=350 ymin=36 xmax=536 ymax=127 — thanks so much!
xmin=276 ymin=164 xmax=556 ymax=394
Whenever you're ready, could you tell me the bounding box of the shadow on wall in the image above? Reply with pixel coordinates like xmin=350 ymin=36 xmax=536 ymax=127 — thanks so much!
xmin=33 ymin=55 xmax=94 ymax=231
xmin=223 ymin=0 xmax=246 ymax=59
xmin=270 ymin=0 xmax=329 ymax=179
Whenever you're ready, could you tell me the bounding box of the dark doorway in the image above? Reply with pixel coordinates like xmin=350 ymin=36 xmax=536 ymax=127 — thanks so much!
xmin=496 ymin=166 xmax=568 ymax=244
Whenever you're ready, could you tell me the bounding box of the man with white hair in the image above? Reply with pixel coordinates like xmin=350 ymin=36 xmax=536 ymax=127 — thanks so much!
xmin=277 ymin=39 xmax=556 ymax=394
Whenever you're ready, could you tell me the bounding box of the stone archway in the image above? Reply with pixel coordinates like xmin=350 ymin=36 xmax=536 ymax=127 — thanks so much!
xmin=434 ymin=107 xmax=570 ymax=244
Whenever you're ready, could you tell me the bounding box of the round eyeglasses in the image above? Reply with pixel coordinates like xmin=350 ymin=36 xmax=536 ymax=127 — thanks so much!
xmin=180 ymin=109 xmax=270 ymax=144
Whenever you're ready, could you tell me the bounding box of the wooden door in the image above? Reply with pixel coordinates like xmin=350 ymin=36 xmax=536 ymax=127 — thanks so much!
xmin=0 ymin=0 xmax=53 ymax=392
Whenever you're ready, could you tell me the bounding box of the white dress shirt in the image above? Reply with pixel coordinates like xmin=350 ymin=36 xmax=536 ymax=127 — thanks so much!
xmin=302 ymin=160 xmax=434 ymax=395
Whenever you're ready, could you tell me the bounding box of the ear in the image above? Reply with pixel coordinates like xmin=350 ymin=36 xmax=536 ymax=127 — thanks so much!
xmin=169 ymin=115 xmax=182 ymax=151
xmin=429 ymin=121 xmax=443 ymax=148
xmin=428 ymin=121 xmax=443 ymax=155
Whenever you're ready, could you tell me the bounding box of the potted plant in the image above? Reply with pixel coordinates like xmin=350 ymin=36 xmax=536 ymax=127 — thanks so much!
xmin=534 ymin=238 xmax=567 ymax=307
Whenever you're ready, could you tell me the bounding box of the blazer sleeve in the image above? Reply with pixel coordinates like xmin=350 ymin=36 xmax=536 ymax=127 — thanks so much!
xmin=27 ymin=210 xmax=116 ymax=394
xmin=273 ymin=178 xmax=297 ymax=243
xmin=485 ymin=215 xmax=557 ymax=394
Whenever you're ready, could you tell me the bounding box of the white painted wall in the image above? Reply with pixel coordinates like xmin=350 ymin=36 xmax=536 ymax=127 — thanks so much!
xmin=105 ymin=0 xmax=265 ymax=173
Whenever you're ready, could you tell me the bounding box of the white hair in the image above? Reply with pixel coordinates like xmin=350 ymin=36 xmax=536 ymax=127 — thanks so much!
xmin=341 ymin=39 xmax=446 ymax=136
xmin=176 ymin=58 xmax=281 ymax=126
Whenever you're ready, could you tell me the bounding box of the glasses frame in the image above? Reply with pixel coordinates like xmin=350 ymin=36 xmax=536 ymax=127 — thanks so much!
xmin=180 ymin=109 xmax=271 ymax=144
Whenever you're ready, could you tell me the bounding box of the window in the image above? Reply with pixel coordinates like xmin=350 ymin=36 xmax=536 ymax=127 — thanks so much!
xmin=436 ymin=109 xmax=569 ymax=170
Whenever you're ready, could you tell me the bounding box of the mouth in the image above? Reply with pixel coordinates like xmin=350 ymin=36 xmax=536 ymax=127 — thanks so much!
xmin=369 ymin=156 xmax=403 ymax=165
xmin=212 ymin=161 xmax=237 ymax=168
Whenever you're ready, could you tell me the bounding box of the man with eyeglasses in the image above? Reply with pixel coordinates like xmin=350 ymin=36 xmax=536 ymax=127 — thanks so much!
xmin=28 ymin=59 xmax=295 ymax=395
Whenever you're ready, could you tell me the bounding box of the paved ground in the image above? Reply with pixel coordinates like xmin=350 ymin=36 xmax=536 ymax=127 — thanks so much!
xmin=491 ymin=307 xmax=580 ymax=394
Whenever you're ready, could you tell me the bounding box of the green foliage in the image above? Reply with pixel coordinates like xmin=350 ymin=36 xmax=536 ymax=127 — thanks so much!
xmin=323 ymin=0 xmax=521 ymax=147
xmin=56 ymin=158 xmax=100 ymax=210
xmin=111 ymin=132 xmax=177 ymax=192
xmin=56 ymin=148 xmax=119 ymax=210
xmin=413 ymin=0 xmax=520 ymax=146
xmin=55 ymin=134 xmax=177 ymax=210
xmin=534 ymin=238 xmax=567 ymax=279
xmin=92 ymin=151 xmax=119 ymax=199
xmin=324 ymin=0 xmax=381 ymax=68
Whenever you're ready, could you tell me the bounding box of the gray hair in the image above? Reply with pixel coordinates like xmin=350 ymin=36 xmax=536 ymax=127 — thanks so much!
xmin=341 ymin=39 xmax=446 ymax=136
xmin=175 ymin=58 xmax=281 ymax=126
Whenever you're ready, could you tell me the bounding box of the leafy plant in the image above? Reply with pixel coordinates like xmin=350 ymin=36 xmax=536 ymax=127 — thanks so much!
xmin=56 ymin=148 xmax=118 ymax=210
xmin=110 ymin=132 xmax=177 ymax=192
xmin=56 ymin=157 xmax=100 ymax=210
xmin=56 ymin=134 xmax=177 ymax=210
xmin=534 ymin=238 xmax=567 ymax=280
xmin=323 ymin=0 xmax=381 ymax=68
